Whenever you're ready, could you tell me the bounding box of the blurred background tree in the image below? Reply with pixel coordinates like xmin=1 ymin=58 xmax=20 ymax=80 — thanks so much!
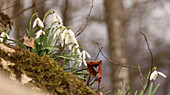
xmin=0 ymin=0 xmax=169 ymax=95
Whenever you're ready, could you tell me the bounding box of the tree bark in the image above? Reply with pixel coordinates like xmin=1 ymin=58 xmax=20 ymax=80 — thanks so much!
xmin=13 ymin=0 xmax=24 ymax=39
xmin=104 ymin=0 xmax=129 ymax=94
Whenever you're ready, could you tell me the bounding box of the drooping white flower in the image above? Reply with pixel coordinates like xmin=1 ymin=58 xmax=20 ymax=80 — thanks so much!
xmin=78 ymin=54 xmax=83 ymax=67
xmin=78 ymin=50 xmax=91 ymax=67
xmin=0 ymin=32 xmax=9 ymax=42
xmin=72 ymin=44 xmax=81 ymax=55
xmin=50 ymin=12 xmax=63 ymax=28
xmin=60 ymin=29 xmax=68 ymax=41
xmin=35 ymin=30 xmax=45 ymax=39
xmin=82 ymin=49 xmax=91 ymax=59
xmin=53 ymin=25 xmax=63 ymax=39
xmin=150 ymin=70 xmax=166 ymax=80
xmin=65 ymin=29 xmax=77 ymax=50
xmin=56 ymin=14 xmax=63 ymax=25
xmin=33 ymin=17 xmax=44 ymax=28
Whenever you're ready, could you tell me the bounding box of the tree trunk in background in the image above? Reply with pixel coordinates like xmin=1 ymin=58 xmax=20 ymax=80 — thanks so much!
xmin=13 ymin=0 xmax=24 ymax=39
xmin=32 ymin=0 xmax=46 ymax=20
xmin=104 ymin=0 xmax=129 ymax=95
xmin=0 ymin=0 xmax=13 ymax=16
xmin=62 ymin=0 xmax=69 ymax=26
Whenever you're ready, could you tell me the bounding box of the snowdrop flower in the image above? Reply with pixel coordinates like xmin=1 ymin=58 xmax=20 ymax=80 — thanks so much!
xmin=72 ymin=44 xmax=81 ymax=55
xmin=82 ymin=49 xmax=91 ymax=59
xmin=53 ymin=25 xmax=63 ymax=39
xmin=150 ymin=70 xmax=166 ymax=80
xmin=56 ymin=14 xmax=63 ymax=25
xmin=59 ymin=29 xmax=68 ymax=47
xmin=0 ymin=32 xmax=9 ymax=42
xmin=35 ymin=30 xmax=45 ymax=39
xmin=33 ymin=17 xmax=44 ymax=28
xmin=78 ymin=50 xmax=91 ymax=67
xmin=50 ymin=12 xmax=63 ymax=28
xmin=65 ymin=29 xmax=77 ymax=50
xmin=78 ymin=54 xmax=83 ymax=67
xmin=60 ymin=29 xmax=68 ymax=41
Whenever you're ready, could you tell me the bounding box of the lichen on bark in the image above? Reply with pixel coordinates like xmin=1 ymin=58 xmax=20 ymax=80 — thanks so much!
xmin=0 ymin=43 xmax=95 ymax=95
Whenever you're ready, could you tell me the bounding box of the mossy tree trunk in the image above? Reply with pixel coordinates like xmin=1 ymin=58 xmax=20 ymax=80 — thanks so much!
xmin=0 ymin=43 xmax=95 ymax=95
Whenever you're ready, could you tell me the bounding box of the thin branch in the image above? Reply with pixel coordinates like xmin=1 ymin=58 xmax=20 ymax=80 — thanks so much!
xmin=10 ymin=0 xmax=47 ymax=19
xmin=96 ymin=42 xmax=138 ymax=69
xmin=75 ymin=0 xmax=94 ymax=37
xmin=0 ymin=0 xmax=20 ymax=12
xmin=140 ymin=32 xmax=154 ymax=93
xmin=138 ymin=65 xmax=144 ymax=88
xmin=95 ymin=45 xmax=103 ymax=61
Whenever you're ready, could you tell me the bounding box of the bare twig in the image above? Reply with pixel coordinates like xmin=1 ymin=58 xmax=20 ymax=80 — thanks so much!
xmin=0 ymin=0 xmax=20 ymax=12
xmin=95 ymin=43 xmax=103 ymax=61
xmin=11 ymin=0 xmax=47 ymax=19
xmin=140 ymin=32 xmax=154 ymax=93
xmin=96 ymin=42 xmax=138 ymax=69
xmin=75 ymin=0 xmax=94 ymax=37
xmin=138 ymin=65 xmax=144 ymax=88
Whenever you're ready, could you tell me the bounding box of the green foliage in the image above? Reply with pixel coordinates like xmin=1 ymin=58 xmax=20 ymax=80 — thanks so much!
xmin=118 ymin=83 xmax=130 ymax=95
xmin=118 ymin=82 xmax=160 ymax=95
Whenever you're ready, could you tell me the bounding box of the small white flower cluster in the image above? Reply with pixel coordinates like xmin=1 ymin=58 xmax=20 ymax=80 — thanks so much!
xmin=50 ymin=11 xmax=91 ymax=67
xmin=0 ymin=32 xmax=9 ymax=42
xmin=32 ymin=17 xmax=45 ymax=39
xmin=32 ymin=11 xmax=91 ymax=67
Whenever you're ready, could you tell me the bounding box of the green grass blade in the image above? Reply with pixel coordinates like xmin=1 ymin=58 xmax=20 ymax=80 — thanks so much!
xmin=148 ymin=82 xmax=153 ymax=95
xmin=151 ymin=83 xmax=160 ymax=95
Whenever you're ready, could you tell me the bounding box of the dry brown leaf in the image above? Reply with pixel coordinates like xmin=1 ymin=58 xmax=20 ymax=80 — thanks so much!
xmin=23 ymin=34 xmax=35 ymax=49
xmin=86 ymin=60 xmax=102 ymax=83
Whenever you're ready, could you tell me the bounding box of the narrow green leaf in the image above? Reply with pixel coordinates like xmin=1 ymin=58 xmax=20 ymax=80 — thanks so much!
xmin=1 ymin=37 xmax=27 ymax=49
xmin=118 ymin=89 xmax=122 ymax=95
xmin=43 ymin=11 xmax=52 ymax=23
xmin=151 ymin=83 xmax=160 ymax=95
xmin=139 ymin=90 xmax=144 ymax=95
xmin=103 ymin=90 xmax=112 ymax=95
xmin=122 ymin=83 xmax=125 ymax=95
xmin=134 ymin=90 xmax=138 ymax=95
xmin=148 ymin=82 xmax=153 ymax=95
xmin=42 ymin=46 xmax=59 ymax=51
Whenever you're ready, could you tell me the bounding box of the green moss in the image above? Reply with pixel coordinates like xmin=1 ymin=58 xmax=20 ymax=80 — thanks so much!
xmin=0 ymin=44 xmax=95 ymax=95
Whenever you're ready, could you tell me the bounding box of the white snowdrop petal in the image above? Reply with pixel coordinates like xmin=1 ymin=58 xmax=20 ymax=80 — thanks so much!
xmin=65 ymin=35 xmax=69 ymax=44
xmin=56 ymin=14 xmax=63 ymax=24
xmin=68 ymin=44 xmax=72 ymax=50
xmin=0 ymin=38 xmax=3 ymax=42
xmin=56 ymin=29 xmax=61 ymax=35
xmin=5 ymin=34 xmax=9 ymax=39
xmin=76 ymin=49 xmax=81 ymax=55
xmin=33 ymin=19 xmax=37 ymax=28
xmin=37 ymin=18 xmax=44 ymax=28
xmin=83 ymin=59 xmax=87 ymax=67
xmin=35 ymin=30 xmax=45 ymax=39
xmin=35 ymin=35 xmax=40 ymax=39
xmin=0 ymin=32 xmax=10 ymax=42
xmin=82 ymin=50 xmax=86 ymax=59
xmin=68 ymin=29 xmax=75 ymax=37
xmin=53 ymin=32 xmax=57 ymax=39
xmin=158 ymin=71 xmax=166 ymax=78
xmin=60 ymin=40 xmax=64 ymax=47
xmin=79 ymin=61 xmax=82 ymax=67
xmin=85 ymin=51 xmax=91 ymax=59
xmin=51 ymin=13 xmax=57 ymax=24
xmin=150 ymin=71 xmax=157 ymax=80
